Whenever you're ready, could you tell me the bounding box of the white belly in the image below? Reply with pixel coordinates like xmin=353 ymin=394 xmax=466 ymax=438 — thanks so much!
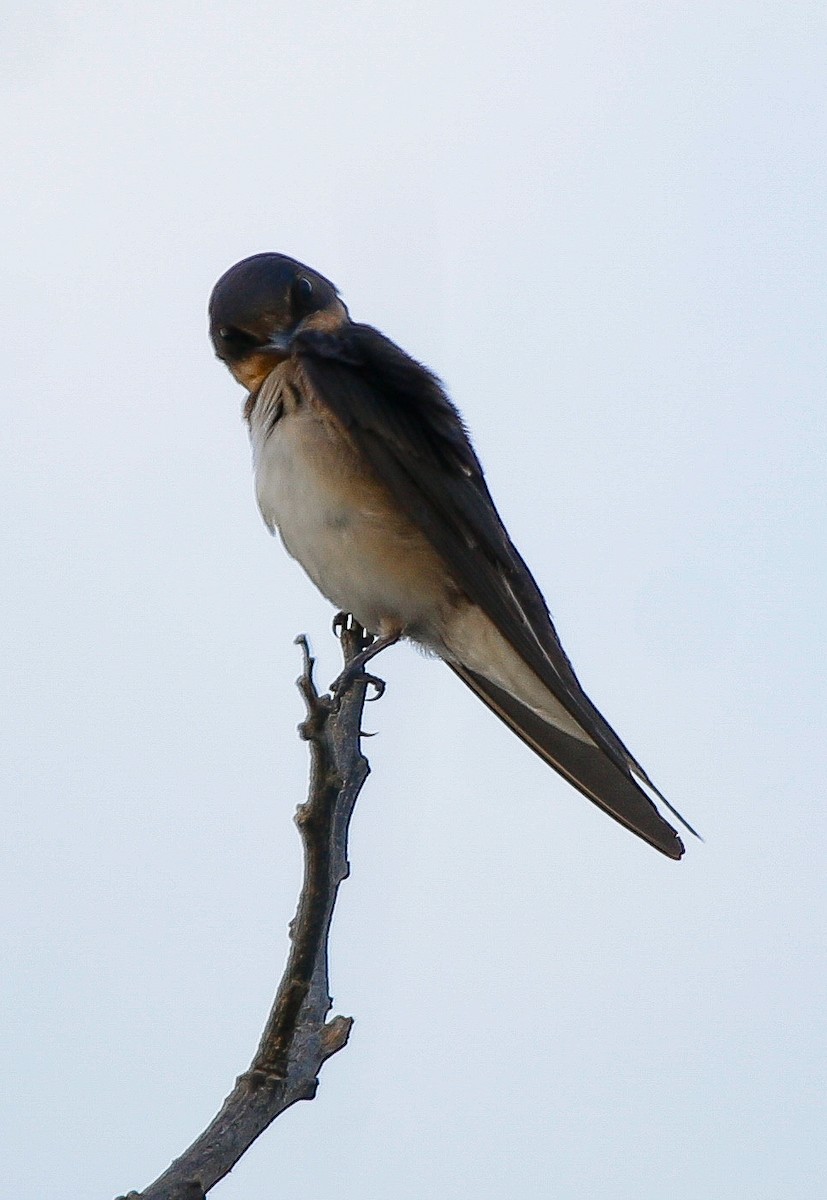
xmin=250 ymin=376 xmax=449 ymax=638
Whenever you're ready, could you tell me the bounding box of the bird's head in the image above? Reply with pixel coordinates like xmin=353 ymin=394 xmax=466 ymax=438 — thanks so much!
xmin=209 ymin=253 xmax=347 ymax=391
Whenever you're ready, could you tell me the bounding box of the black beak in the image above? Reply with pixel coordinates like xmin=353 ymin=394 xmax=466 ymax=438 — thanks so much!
xmin=258 ymin=331 xmax=295 ymax=356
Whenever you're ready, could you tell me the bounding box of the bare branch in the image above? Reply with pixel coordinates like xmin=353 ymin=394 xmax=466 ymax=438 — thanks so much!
xmin=120 ymin=620 xmax=378 ymax=1200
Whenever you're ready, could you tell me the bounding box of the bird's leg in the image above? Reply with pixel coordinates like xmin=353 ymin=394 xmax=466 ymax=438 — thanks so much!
xmin=330 ymin=628 xmax=401 ymax=700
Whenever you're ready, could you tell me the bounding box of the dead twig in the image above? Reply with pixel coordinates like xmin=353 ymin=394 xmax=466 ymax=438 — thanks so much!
xmin=120 ymin=618 xmax=378 ymax=1200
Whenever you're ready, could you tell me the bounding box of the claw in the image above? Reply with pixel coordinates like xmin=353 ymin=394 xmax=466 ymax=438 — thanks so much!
xmin=331 ymin=664 xmax=386 ymax=701
xmin=364 ymin=673 xmax=386 ymax=700
xmin=332 ymin=611 xmax=350 ymax=637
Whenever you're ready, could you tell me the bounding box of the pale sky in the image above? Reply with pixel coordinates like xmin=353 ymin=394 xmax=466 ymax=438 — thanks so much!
xmin=2 ymin=4 xmax=824 ymax=1198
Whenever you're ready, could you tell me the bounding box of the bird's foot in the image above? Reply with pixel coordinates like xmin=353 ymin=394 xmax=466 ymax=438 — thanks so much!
xmin=329 ymin=630 xmax=400 ymax=702
xmin=330 ymin=663 xmax=386 ymax=703
xmin=332 ymin=611 xmax=377 ymax=655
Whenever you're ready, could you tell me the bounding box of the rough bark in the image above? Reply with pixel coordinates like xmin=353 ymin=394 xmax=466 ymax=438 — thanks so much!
xmin=119 ymin=619 xmax=379 ymax=1200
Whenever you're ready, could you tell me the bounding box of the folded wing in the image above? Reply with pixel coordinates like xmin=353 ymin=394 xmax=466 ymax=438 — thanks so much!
xmin=296 ymin=324 xmax=693 ymax=857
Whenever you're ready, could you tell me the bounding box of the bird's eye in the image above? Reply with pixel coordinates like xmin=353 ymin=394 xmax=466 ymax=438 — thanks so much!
xmin=219 ymin=327 xmax=230 ymax=339
xmin=292 ymin=275 xmax=317 ymax=315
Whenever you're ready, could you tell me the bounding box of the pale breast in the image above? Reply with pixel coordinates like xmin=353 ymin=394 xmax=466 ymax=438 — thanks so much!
xmin=249 ymin=366 xmax=452 ymax=640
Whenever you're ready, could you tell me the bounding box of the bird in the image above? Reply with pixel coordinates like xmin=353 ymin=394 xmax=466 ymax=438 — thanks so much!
xmin=209 ymin=252 xmax=694 ymax=860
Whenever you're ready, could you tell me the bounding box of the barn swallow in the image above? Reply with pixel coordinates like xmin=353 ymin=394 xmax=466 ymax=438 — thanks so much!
xmin=209 ymin=252 xmax=694 ymax=859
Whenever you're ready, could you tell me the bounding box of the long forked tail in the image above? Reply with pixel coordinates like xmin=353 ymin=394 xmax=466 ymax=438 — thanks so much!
xmin=449 ymin=664 xmax=685 ymax=860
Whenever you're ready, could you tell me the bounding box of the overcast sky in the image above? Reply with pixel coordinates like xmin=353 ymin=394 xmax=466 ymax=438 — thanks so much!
xmin=2 ymin=4 xmax=824 ymax=1198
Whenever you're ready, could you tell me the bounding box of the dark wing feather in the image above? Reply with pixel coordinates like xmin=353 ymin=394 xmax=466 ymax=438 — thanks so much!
xmin=450 ymin=664 xmax=684 ymax=858
xmin=295 ymin=325 xmax=695 ymax=841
